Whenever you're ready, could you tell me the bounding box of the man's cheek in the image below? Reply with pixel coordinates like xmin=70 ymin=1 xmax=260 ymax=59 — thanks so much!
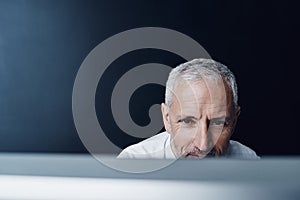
xmin=176 ymin=129 xmax=197 ymax=145
xmin=173 ymin=131 xmax=193 ymax=150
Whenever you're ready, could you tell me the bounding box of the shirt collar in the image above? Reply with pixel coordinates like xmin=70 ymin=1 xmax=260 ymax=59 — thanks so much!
xmin=164 ymin=133 xmax=176 ymax=159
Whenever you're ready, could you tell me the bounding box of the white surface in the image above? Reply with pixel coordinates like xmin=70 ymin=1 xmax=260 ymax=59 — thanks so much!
xmin=0 ymin=154 xmax=300 ymax=199
xmin=0 ymin=175 xmax=265 ymax=200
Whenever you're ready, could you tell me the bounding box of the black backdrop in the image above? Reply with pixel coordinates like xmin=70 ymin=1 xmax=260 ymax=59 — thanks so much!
xmin=0 ymin=0 xmax=299 ymax=155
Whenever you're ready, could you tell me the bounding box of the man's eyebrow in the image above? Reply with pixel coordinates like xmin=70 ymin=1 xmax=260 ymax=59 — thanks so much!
xmin=174 ymin=115 xmax=230 ymax=121
xmin=209 ymin=117 xmax=228 ymax=121
xmin=210 ymin=116 xmax=232 ymax=122
xmin=210 ymin=116 xmax=226 ymax=120
xmin=176 ymin=115 xmax=198 ymax=120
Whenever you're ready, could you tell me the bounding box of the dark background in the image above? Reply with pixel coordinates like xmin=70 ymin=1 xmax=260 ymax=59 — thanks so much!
xmin=0 ymin=0 xmax=299 ymax=155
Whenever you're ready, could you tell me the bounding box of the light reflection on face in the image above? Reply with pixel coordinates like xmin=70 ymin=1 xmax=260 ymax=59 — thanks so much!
xmin=161 ymin=78 xmax=240 ymax=159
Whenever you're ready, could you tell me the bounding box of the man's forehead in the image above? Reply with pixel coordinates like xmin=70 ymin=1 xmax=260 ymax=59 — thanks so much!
xmin=171 ymin=104 xmax=228 ymax=114
xmin=174 ymin=78 xmax=226 ymax=95
xmin=172 ymin=87 xmax=227 ymax=106
xmin=169 ymin=81 xmax=232 ymax=117
xmin=171 ymin=77 xmax=232 ymax=106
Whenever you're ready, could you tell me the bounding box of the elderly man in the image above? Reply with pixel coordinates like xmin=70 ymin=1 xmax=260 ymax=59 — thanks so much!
xmin=118 ymin=58 xmax=259 ymax=159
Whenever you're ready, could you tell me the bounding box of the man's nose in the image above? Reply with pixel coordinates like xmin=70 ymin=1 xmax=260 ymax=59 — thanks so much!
xmin=193 ymin=121 xmax=212 ymax=152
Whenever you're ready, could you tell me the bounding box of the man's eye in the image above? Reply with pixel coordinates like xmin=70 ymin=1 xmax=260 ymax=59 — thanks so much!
xmin=210 ymin=120 xmax=225 ymax=126
xmin=179 ymin=118 xmax=195 ymax=125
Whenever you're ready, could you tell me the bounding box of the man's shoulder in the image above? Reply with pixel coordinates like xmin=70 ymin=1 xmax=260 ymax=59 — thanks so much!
xmin=117 ymin=132 xmax=169 ymax=159
xmin=227 ymin=140 xmax=260 ymax=159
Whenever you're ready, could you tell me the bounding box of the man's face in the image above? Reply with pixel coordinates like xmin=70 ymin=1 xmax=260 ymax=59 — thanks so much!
xmin=161 ymin=78 xmax=240 ymax=158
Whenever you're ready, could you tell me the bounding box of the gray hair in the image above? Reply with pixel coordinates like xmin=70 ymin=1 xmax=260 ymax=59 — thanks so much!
xmin=165 ymin=58 xmax=238 ymax=110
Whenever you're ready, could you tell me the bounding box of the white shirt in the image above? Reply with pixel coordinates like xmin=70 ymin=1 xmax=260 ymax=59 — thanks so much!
xmin=118 ymin=132 xmax=260 ymax=159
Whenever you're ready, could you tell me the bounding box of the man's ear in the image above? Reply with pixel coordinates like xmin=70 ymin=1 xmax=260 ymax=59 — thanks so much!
xmin=161 ymin=103 xmax=171 ymax=133
xmin=236 ymin=106 xmax=241 ymax=118
xmin=229 ymin=106 xmax=241 ymax=138
xmin=232 ymin=106 xmax=241 ymax=128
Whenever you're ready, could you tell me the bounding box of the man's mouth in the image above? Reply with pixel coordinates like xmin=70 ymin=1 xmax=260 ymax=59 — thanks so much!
xmin=186 ymin=152 xmax=202 ymax=158
xmin=185 ymin=149 xmax=216 ymax=158
xmin=186 ymin=152 xmax=207 ymax=158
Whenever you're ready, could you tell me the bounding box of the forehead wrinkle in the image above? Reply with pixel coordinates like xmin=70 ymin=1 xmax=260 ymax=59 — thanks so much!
xmin=169 ymin=79 xmax=232 ymax=116
xmin=174 ymin=106 xmax=228 ymax=120
xmin=171 ymin=99 xmax=228 ymax=114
